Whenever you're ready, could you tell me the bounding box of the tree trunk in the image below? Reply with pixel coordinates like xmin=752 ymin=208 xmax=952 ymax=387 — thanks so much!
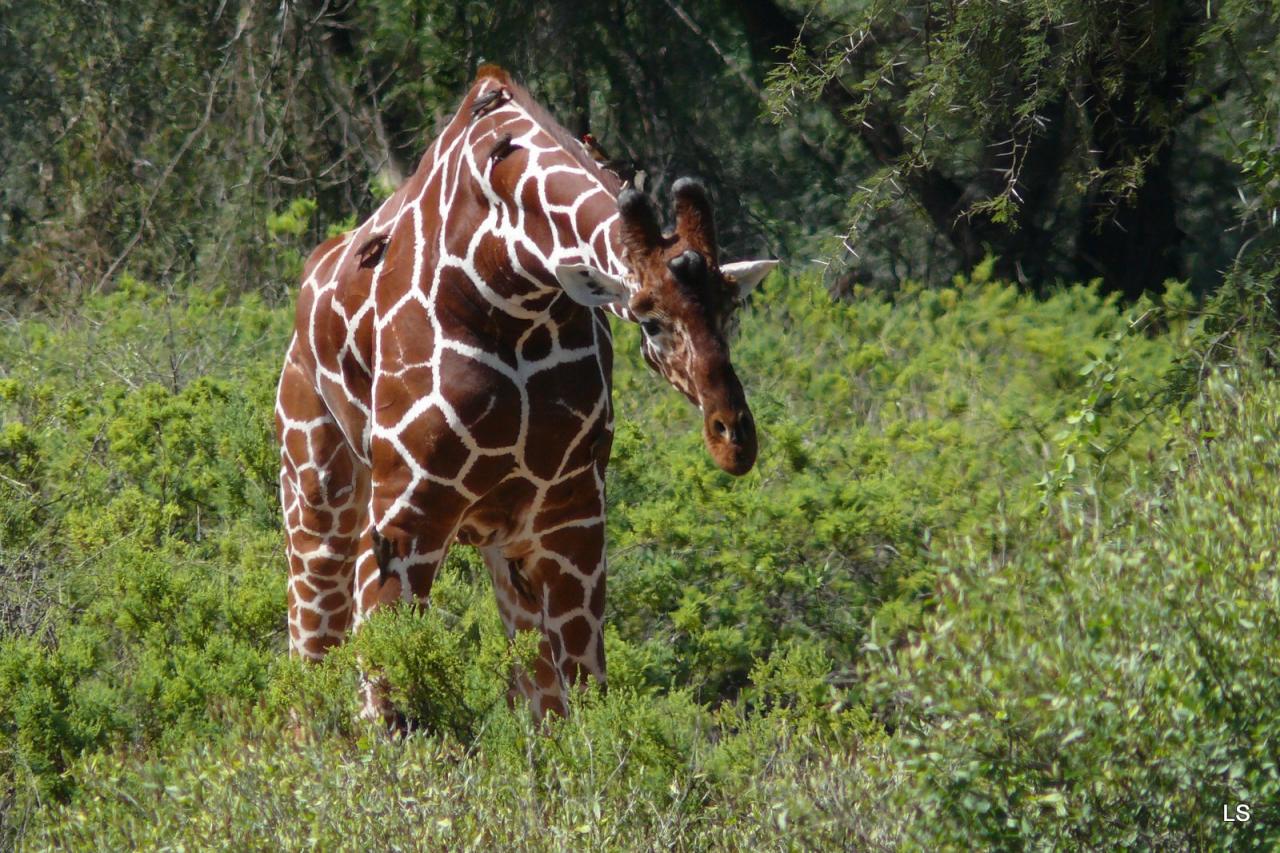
xmin=1074 ymin=145 xmax=1183 ymax=299
xmin=1073 ymin=1 xmax=1196 ymax=298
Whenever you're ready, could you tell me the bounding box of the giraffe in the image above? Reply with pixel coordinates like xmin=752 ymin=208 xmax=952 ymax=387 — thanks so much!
xmin=275 ymin=65 xmax=777 ymax=723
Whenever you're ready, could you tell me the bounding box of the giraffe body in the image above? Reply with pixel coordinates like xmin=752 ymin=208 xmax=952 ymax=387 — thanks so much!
xmin=276 ymin=66 xmax=776 ymax=721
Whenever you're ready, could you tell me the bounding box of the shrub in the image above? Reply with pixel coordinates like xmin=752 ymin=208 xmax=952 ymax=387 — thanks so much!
xmin=872 ymin=360 xmax=1280 ymax=849
xmin=0 ymin=270 xmax=1227 ymax=846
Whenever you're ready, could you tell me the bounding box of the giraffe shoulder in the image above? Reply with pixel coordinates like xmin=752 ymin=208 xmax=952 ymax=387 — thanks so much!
xmin=301 ymin=233 xmax=352 ymax=285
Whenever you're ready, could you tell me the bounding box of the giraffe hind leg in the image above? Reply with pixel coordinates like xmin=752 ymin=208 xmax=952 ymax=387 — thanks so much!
xmin=480 ymin=525 xmax=607 ymax=721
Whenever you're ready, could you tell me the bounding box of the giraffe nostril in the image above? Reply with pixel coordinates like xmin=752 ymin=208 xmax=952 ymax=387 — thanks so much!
xmin=713 ymin=418 xmax=728 ymax=439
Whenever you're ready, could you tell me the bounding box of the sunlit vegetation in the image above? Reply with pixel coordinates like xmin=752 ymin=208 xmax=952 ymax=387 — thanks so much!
xmin=3 ymin=268 xmax=1275 ymax=847
xmin=5 ymin=0 xmax=1280 ymax=847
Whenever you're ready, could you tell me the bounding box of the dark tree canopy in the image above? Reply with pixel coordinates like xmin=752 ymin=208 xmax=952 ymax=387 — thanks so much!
xmin=760 ymin=0 xmax=1280 ymax=296
xmin=1 ymin=0 xmax=1277 ymax=305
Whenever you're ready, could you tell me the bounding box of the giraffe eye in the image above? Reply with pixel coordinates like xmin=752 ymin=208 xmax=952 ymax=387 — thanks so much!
xmin=640 ymin=319 xmax=663 ymax=337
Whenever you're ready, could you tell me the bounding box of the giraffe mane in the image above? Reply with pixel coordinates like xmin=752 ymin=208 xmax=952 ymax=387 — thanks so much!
xmin=472 ymin=65 xmax=625 ymax=199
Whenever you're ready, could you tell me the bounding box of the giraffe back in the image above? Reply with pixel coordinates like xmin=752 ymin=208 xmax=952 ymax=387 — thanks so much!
xmin=285 ymin=65 xmax=626 ymax=552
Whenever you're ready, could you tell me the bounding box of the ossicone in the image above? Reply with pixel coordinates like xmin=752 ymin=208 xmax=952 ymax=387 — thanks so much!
xmin=672 ymin=177 xmax=717 ymax=264
xmin=618 ymin=189 xmax=663 ymax=259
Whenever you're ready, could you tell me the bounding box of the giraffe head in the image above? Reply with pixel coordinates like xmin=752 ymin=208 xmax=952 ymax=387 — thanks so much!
xmin=558 ymin=179 xmax=776 ymax=475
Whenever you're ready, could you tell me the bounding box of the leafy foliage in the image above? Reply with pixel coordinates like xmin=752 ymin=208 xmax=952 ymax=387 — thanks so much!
xmin=7 ymin=262 xmax=1264 ymax=846
xmin=765 ymin=0 xmax=1280 ymax=294
xmin=0 ymin=1 xmax=849 ymax=308
xmin=9 ymin=1 xmax=1280 ymax=308
xmin=875 ymin=357 xmax=1280 ymax=848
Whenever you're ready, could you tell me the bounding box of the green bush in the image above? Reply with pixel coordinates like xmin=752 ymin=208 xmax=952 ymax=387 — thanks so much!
xmin=873 ymin=359 xmax=1280 ymax=849
xmin=8 ymin=268 xmax=1275 ymax=848
xmin=605 ymin=272 xmax=1182 ymax=699
xmin=26 ymin=682 xmax=892 ymax=851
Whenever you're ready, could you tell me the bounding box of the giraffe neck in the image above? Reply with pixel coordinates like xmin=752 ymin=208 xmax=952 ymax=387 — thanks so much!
xmin=367 ymin=76 xmax=637 ymax=332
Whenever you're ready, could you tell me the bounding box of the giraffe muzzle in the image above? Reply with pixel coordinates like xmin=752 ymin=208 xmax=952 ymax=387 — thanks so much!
xmin=704 ymin=405 xmax=757 ymax=475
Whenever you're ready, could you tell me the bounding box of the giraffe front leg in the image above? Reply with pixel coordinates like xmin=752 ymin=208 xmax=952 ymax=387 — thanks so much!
xmin=350 ymin=524 xmax=449 ymax=730
xmin=353 ymin=476 xmax=468 ymax=728
xmin=481 ymin=506 xmax=607 ymax=721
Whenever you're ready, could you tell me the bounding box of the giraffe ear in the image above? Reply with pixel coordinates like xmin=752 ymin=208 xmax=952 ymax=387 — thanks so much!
xmin=720 ymin=259 xmax=778 ymax=300
xmin=555 ymin=262 xmax=629 ymax=307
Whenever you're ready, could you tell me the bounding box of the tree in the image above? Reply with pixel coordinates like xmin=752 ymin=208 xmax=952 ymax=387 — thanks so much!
xmin=4 ymin=0 xmax=1277 ymax=305
xmin=752 ymin=0 xmax=1280 ymax=297
xmin=2 ymin=0 xmax=852 ymax=306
